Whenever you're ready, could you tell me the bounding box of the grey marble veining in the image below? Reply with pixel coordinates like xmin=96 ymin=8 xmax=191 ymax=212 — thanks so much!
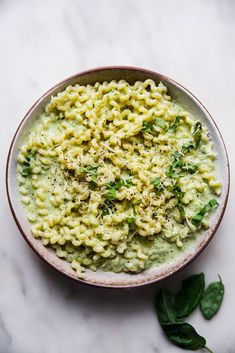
xmin=0 ymin=0 xmax=235 ymax=352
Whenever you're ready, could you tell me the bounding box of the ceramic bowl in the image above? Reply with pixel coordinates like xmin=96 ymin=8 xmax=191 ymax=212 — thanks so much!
xmin=6 ymin=66 xmax=230 ymax=288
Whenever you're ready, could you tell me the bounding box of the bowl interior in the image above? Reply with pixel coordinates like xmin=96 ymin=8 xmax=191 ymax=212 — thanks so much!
xmin=6 ymin=67 xmax=229 ymax=288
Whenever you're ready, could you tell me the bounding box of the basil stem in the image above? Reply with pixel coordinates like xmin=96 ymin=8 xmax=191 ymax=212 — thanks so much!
xmin=176 ymin=273 xmax=205 ymax=320
xmin=191 ymin=199 xmax=219 ymax=226
xmin=79 ymin=164 xmax=99 ymax=186
xmin=200 ymin=275 xmax=224 ymax=320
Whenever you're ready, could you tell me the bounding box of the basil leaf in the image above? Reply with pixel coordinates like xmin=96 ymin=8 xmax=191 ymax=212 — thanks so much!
xmin=106 ymin=178 xmax=134 ymax=200
xmin=192 ymin=199 xmax=219 ymax=226
xmin=107 ymin=188 xmax=117 ymax=200
xmin=127 ymin=217 xmax=135 ymax=230
xmin=151 ymin=177 xmax=164 ymax=192
xmin=155 ymin=117 xmax=168 ymax=131
xmin=142 ymin=121 xmax=155 ymax=133
xmin=169 ymin=116 xmax=181 ymax=133
xmin=177 ymin=202 xmax=185 ymax=219
xmin=193 ymin=121 xmax=202 ymax=148
xmin=200 ymin=275 xmax=224 ymax=320
xmin=121 ymin=178 xmax=134 ymax=188
xmin=176 ymin=273 xmax=205 ymax=320
xmin=22 ymin=149 xmax=36 ymax=177
xmin=102 ymin=200 xmax=113 ymax=215
xmin=161 ymin=322 xmax=208 ymax=351
xmin=181 ymin=162 xmax=198 ymax=174
xmin=107 ymin=178 xmax=134 ymax=191
xmin=155 ymin=289 xmax=177 ymax=324
xmin=182 ymin=142 xmax=195 ymax=154
xmin=169 ymin=183 xmax=184 ymax=199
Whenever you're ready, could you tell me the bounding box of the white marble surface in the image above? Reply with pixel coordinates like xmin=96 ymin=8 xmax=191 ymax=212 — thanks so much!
xmin=0 ymin=0 xmax=234 ymax=352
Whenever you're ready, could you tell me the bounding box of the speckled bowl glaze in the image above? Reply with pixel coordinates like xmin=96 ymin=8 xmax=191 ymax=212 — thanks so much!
xmin=6 ymin=66 xmax=230 ymax=288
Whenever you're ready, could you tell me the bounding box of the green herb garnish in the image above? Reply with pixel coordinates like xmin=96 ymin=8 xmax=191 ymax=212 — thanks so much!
xmin=191 ymin=199 xmax=219 ymax=226
xmin=169 ymin=116 xmax=181 ymax=133
xmin=127 ymin=217 xmax=135 ymax=230
xmin=79 ymin=164 xmax=99 ymax=186
xmin=22 ymin=149 xmax=36 ymax=177
xmin=193 ymin=121 xmax=202 ymax=148
xmin=182 ymin=142 xmax=195 ymax=153
xmin=151 ymin=177 xmax=164 ymax=192
xmin=168 ymin=183 xmax=185 ymax=221
xmin=142 ymin=121 xmax=155 ymax=133
xmin=102 ymin=200 xmax=113 ymax=216
xmin=181 ymin=162 xmax=198 ymax=174
xmin=166 ymin=150 xmax=198 ymax=179
xmin=200 ymin=275 xmax=224 ymax=320
xmin=106 ymin=178 xmax=134 ymax=200
xmin=155 ymin=117 xmax=168 ymax=131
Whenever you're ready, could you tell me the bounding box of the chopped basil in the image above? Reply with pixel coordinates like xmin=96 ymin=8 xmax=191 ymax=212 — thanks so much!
xmin=181 ymin=162 xmax=198 ymax=174
xmin=169 ymin=116 xmax=181 ymax=133
xmin=168 ymin=183 xmax=185 ymax=221
xmin=151 ymin=177 xmax=164 ymax=191
xmin=102 ymin=200 xmax=113 ymax=215
xmin=22 ymin=149 xmax=36 ymax=177
xmin=142 ymin=121 xmax=155 ymax=133
xmin=155 ymin=117 xmax=168 ymax=131
xmin=166 ymin=150 xmax=198 ymax=179
xmin=193 ymin=121 xmax=202 ymax=148
xmin=182 ymin=142 xmax=195 ymax=154
xmin=79 ymin=164 xmax=99 ymax=186
xmin=106 ymin=178 xmax=134 ymax=200
xmin=107 ymin=188 xmax=117 ymax=200
xmin=191 ymin=199 xmax=219 ymax=226
xmin=127 ymin=217 xmax=135 ymax=230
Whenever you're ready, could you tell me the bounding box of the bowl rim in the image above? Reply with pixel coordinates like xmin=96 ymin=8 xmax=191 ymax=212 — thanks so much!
xmin=6 ymin=65 xmax=230 ymax=289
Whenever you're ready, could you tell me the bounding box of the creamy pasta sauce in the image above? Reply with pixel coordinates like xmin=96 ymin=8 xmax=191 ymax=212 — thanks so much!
xmin=17 ymin=80 xmax=221 ymax=278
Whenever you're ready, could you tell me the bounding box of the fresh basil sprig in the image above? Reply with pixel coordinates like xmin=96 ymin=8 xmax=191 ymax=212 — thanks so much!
xmin=200 ymin=275 xmax=224 ymax=320
xmin=155 ymin=273 xmax=225 ymax=352
xmin=191 ymin=199 xmax=219 ymax=226
xmin=175 ymin=273 xmax=205 ymax=320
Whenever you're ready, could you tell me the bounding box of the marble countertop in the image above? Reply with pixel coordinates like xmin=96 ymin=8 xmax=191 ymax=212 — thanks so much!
xmin=0 ymin=0 xmax=234 ymax=352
